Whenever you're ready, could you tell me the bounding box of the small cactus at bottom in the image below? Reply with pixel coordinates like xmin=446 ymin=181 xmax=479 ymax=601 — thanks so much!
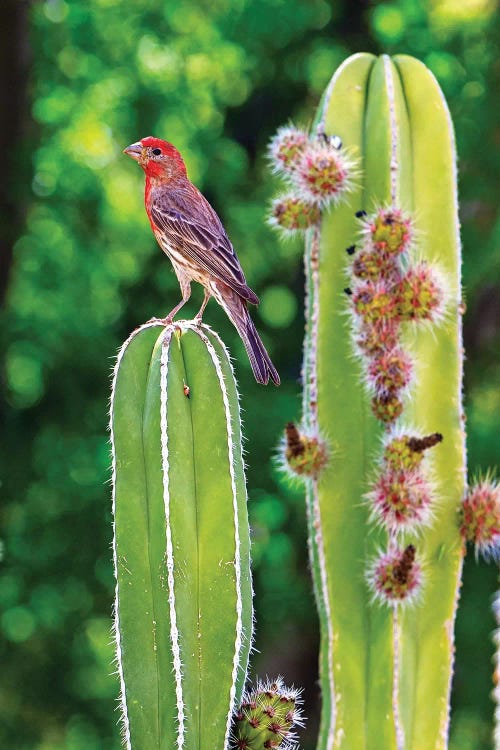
xmin=231 ymin=677 xmax=304 ymax=750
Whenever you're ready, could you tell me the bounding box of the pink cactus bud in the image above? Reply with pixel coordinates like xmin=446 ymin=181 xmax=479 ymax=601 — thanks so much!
xmin=294 ymin=141 xmax=357 ymax=207
xmin=362 ymin=207 xmax=413 ymax=256
xmin=352 ymin=280 xmax=400 ymax=323
xmin=367 ymin=347 xmax=413 ymax=396
xmin=368 ymin=468 xmax=434 ymax=533
xmin=367 ymin=545 xmax=423 ymax=606
xmin=396 ymin=262 xmax=444 ymax=322
xmin=269 ymin=195 xmax=321 ymax=235
xmin=460 ymin=478 xmax=500 ymax=560
xmin=351 ymin=248 xmax=399 ymax=281
xmin=268 ymin=125 xmax=310 ymax=175
xmin=355 ymin=320 xmax=400 ymax=355
xmin=371 ymin=392 xmax=404 ymax=424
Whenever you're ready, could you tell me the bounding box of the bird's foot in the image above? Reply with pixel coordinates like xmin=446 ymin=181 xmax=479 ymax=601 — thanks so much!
xmin=145 ymin=316 xmax=173 ymax=326
xmin=193 ymin=314 xmax=203 ymax=326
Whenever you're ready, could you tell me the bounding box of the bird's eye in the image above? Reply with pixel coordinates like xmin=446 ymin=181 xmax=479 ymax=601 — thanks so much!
xmin=152 ymin=148 xmax=162 ymax=156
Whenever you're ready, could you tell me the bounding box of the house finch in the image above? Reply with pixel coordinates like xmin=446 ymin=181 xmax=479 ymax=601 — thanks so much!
xmin=124 ymin=136 xmax=280 ymax=386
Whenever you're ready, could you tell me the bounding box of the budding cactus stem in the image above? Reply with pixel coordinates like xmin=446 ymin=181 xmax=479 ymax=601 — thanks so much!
xmin=299 ymin=53 xmax=465 ymax=750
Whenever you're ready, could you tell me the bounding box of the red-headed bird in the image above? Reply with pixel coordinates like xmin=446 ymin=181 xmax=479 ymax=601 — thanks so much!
xmin=123 ymin=136 xmax=280 ymax=386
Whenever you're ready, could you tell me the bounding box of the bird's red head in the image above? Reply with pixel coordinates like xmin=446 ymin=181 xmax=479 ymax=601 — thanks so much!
xmin=123 ymin=136 xmax=187 ymax=179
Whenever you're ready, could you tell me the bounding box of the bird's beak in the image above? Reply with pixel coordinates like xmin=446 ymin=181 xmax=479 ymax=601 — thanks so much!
xmin=123 ymin=141 xmax=143 ymax=161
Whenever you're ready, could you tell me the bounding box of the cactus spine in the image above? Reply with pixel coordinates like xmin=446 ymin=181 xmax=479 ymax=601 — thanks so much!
xmin=110 ymin=321 xmax=252 ymax=750
xmin=297 ymin=54 xmax=465 ymax=749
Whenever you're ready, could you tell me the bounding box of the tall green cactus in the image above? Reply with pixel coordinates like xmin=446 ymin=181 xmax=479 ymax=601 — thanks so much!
xmin=306 ymin=53 xmax=464 ymax=750
xmin=271 ymin=53 xmax=467 ymax=749
xmin=110 ymin=321 xmax=253 ymax=750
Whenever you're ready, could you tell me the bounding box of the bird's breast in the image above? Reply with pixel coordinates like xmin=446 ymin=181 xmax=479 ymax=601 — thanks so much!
xmin=154 ymin=230 xmax=209 ymax=287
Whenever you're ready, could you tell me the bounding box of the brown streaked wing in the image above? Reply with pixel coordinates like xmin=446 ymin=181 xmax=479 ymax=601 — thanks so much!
xmin=150 ymin=184 xmax=259 ymax=304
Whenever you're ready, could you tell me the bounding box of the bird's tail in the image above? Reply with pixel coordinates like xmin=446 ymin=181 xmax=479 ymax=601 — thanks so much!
xmin=220 ymin=290 xmax=280 ymax=385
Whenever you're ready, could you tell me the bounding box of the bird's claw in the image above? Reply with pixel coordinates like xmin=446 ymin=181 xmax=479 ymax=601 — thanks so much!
xmin=145 ymin=316 xmax=173 ymax=326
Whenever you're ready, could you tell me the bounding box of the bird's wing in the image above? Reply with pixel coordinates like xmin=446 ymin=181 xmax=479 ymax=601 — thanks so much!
xmin=150 ymin=185 xmax=259 ymax=304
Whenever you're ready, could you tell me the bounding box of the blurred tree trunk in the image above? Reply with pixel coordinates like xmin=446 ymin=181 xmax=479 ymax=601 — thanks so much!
xmin=0 ymin=0 xmax=30 ymax=304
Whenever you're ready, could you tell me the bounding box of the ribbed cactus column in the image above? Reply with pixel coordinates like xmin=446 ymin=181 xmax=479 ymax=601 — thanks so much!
xmin=110 ymin=321 xmax=252 ymax=750
xmin=299 ymin=54 xmax=465 ymax=750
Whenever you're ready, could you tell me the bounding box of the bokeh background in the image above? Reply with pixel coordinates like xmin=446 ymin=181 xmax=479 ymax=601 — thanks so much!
xmin=1 ymin=0 xmax=498 ymax=748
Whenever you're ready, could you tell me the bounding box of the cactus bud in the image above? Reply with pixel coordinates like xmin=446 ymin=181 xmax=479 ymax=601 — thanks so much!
xmin=352 ymin=280 xmax=400 ymax=323
xmin=294 ymin=141 xmax=357 ymax=207
xmin=367 ymin=347 xmax=413 ymax=396
xmin=283 ymin=422 xmax=328 ymax=479
xmin=269 ymin=195 xmax=321 ymax=235
xmin=368 ymin=468 xmax=433 ymax=533
xmin=384 ymin=432 xmax=443 ymax=472
xmin=371 ymin=392 xmax=404 ymax=424
xmin=355 ymin=320 xmax=400 ymax=355
xmin=368 ymin=544 xmax=423 ymax=606
xmin=396 ymin=262 xmax=444 ymax=322
xmin=352 ymin=249 xmax=398 ymax=281
xmin=460 ymin=478 xmax=500 ymax=560
xmin=363 ymin=207 xmax=413 ymax=256
xmin=268 ymin=125 xmax=310 ymax=175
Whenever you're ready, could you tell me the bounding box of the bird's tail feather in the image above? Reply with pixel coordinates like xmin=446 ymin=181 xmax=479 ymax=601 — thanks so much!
xmin=221 ymin=294 xmax=280 ymax=385
xmin=240 ymin=310 xmax=280 ymax=386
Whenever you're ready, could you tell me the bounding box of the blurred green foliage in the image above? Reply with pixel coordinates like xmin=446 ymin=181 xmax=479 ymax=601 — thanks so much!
xmin=0 ymin=0 xmax=498 ymax=748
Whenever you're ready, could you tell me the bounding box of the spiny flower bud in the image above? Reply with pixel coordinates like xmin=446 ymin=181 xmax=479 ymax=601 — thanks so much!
xmin=351 ymin=249 xmax=399 ymax=281
xmin=269 ymin=195 xmax=321 ymax=235
xmin=352 ymin=280 xmax=400 ymax=323
xmin=371 ymin=392 xmax=404 ymax=424
xmin=355 ymin=320 xmax=400 ymax=355
xmin=283 ymin=422 xmax=328 ymax=479
xmin=460 ymin=478 xmax=500 ymax=560
xmin=384 ymin=432 xmax=443 ymax=472
xmin=367 ymin=347 xmax=413 ymax=396
xmin=363 ymin=207 xmax=413 ymax=256
xmin=396 ymin=262 xmax=444 ymax=322
xmin=232 ymin=677 xmax=304 ymax=750
xmin=294 ymin=141 xmax=356 ymax=207
xmin=367 ymin=544 xmax=422 ymax=606
xmin=368 ymin=468 xmax=434 ymax=533
xmin=268 ymin=125 xmax=310 ymax=176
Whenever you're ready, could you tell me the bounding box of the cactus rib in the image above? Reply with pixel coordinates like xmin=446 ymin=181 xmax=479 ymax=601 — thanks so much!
xmin=159 ymin=326 xmax=185 ymax=749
